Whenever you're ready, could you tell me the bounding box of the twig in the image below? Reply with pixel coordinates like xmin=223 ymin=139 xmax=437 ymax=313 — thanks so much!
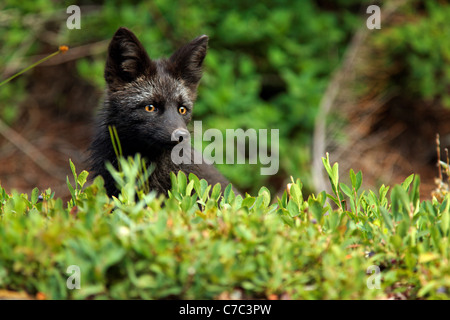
xmin=436 ymin=133 xmax=442 ymax=181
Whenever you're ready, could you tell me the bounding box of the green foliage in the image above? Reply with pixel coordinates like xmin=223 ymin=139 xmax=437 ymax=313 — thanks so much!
xmin=373 ymin=1 xmax=450 ymax=107
xmin=0 ymin=157 xmax=449 ymax=299
xmin=0 ymin=0 xmax=68 ymax=123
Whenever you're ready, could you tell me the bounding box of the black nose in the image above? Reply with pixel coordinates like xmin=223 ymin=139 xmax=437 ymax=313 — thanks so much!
xmin=172 ymin=128 xmax=190 ymax=143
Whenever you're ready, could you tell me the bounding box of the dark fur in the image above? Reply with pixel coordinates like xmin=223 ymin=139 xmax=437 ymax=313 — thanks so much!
xmin=89 ymin=27 xmax=235 ymax=197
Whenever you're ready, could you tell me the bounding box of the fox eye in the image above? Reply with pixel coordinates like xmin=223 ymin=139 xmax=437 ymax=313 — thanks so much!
xmin=145 ymin=105 xmax=156 ymax=113
xmin=178 ymin=106 xmax=187 ymax=115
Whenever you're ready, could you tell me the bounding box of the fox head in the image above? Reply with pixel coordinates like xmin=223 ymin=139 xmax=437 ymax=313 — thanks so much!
xmin=103 ymin=27 xmax=208 ymax=155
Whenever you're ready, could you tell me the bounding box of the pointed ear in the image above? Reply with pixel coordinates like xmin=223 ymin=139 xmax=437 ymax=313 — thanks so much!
xmin=104 ymin=27 xmax=154 ymax=88
xmin=169 ymin=35 xmax=208 ymax=90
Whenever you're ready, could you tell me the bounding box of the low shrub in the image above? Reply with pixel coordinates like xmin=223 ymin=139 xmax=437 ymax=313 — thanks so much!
xmin=0 ymin=154 xmax=449 ymax=299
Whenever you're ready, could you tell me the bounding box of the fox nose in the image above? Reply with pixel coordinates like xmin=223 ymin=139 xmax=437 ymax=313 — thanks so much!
xmin=172 ymin=128 xmax=190 ymax=143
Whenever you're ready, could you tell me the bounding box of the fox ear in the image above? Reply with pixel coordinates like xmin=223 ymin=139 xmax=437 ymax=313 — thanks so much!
xmin=105 ymin=27 xmax=154 ymax=88
xmin=169 ymin=35 xmax=208 ymax=90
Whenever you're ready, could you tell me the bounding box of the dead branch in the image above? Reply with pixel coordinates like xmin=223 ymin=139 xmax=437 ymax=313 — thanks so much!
xmin=312 ymin=0 xmax=408 ymax=193
xmin=0 ymin=118 xmax=66 ymax=180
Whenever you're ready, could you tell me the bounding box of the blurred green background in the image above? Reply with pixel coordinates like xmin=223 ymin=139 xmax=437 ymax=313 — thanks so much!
xmin=1 ymin=0 xmax=450 ymax=197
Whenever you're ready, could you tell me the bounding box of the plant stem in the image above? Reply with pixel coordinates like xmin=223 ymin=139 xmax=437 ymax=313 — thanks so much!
xmin=0 ymin=47 xmax=68 ymax=87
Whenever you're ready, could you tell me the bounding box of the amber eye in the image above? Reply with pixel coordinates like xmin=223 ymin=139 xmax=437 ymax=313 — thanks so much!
xmin=145 ymin=105 xmax=156 ymax=112
xmin=178 ymin=106 xmax=187 ymax=115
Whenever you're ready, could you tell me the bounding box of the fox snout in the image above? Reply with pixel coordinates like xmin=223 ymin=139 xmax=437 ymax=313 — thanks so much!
xmin=171 ymin=128 xmax=190 ymax=144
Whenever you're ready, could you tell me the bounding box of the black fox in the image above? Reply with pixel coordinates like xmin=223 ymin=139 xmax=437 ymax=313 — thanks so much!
xmin=89 ymin=27 xmax=236 ymax=197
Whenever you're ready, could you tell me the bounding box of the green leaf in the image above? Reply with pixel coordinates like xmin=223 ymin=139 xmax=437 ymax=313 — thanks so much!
xmin=290 ymin=183 xmax=302 ymax=206
xmin=200 ymin=179 xmax=209 ymax=198
xmin=177 ymin=171 xmax=187 ymax=195
xmin=401 ymin=174 xmax=414 ymax=191
xmin=31 ymin=187 xmax=39 ymax=205
xmin=242 ymin=196 xmax=256 ymax=209
xmin=188 ymin=173 xmax=200 ymax=194
xmin=379 ymin=184 xmax=390 ymax=207
xmin=441 ymin=206 xmax=449 ymax=236
xmin=322 ymin=153 xmax=333 ymax=178
xmin=309 ymin=198 xmax=324 ymax=222
xmin=396 ymin=220 xmax=409 ymax=238
xmin=331 ymin=163 xmax=339 ymax=188
xmin=69 ymin=159 xmax=77 ymax=189
xmin=328 ymin=210 xmax=340 ymax=231
xmin=279 ymin=190 xmax=288 ymax=209
xmin=181 ymin=196 xmax=194 ymax=212
xmin=77 ymin=171 xmax=89 ymax=189
xmin=356 ymin=171 xmax=363 ymax=191
xmin=227 ymin=187 xmax=236 ymax=205
xmin=340 ymin=183 xmax=353 ymax=199
xmin=350 ymin=169 xmax=356 ymax=189
xmin=186 ymin=180 xmax=195 ymax=197
xmin=410 ymin=175 xmax=420 ymax=206
xmin=253 ymin=195 xmax=264 ymax=209
xmin=170 ymin=172 xmax=178 ymax=193
xmin=258 ymin=186 xmax=271 ymax=207
xmin=281 ymin=215 xmax=294 ymax=227
xmin=287 ymin=200 xmax=299 ymax=217
xmin=326 ymin=193 xmax=340 ymax=207
xmin=211 ymin=183 xmax=221 ymax=201
xmin=380 ymin=207 xmax=394 ymax=233
xmin=66 ymin=176 xmax=76 ymax=203
xmin=223 ymin=184 xmax=232 ymax=204
xmin=391 ymin=185 xmax=411 ymax=221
